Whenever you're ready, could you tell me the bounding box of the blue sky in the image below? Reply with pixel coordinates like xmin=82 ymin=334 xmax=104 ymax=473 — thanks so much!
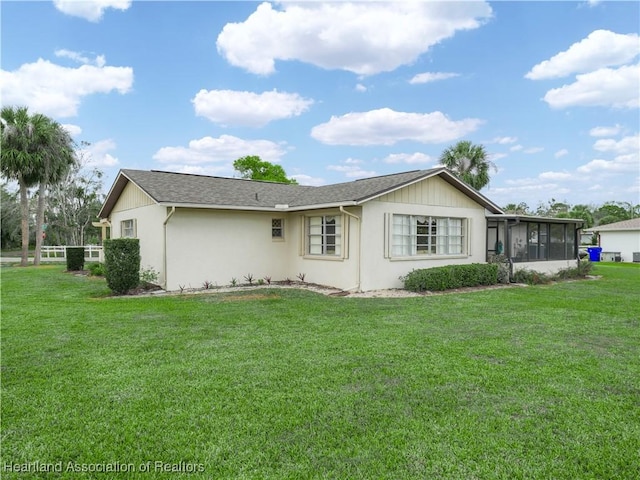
xmin=1 ymin=0 xmax=639 ymax=208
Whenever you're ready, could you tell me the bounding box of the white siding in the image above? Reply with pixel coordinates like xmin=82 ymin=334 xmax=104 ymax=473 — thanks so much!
xmin=599 ymin=231 xmax=640 ymax=263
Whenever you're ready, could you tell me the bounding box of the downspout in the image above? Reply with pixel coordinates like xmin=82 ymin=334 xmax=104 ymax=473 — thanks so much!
xmin=163 ymin=206 xmax=176 ymax=290
xmin=340 ymin=206 xmax=361 ymax=292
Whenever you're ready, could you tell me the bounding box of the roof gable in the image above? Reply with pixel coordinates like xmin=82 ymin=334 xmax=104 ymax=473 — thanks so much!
xmin=99 ymin=168 xmax=504 ymax=218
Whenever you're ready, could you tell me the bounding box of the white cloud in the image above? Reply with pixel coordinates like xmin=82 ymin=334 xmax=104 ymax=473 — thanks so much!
xmin=383 ymin=152 xmax=435 ymax=165
xmin=510 ymin=144 xmax=523 ymax=152
xmin=327 ymin=164 xmax=377 ymax=179
xmin=593 ymin=133 xmax=639 ymax=154
xmin=355 ymin=84 xmax=367 ymax=92
xmin=554 ymin=149 xmax=569 ymax=158
xmin=523 ymin=147 xmax=544 ymax=154
xmin=526 ymin=30 xmax=639 ymax=80
xmin=489 ymin=136 xmax=518 ymax=144
xmin=55 ymin=49 xmax=106 ymax=67
xmin=589 ymin=125 xmax=622 ymax=137
xmin=217 ymin=1 xmax=492 ymax=76
xmin=543 ymin=64 xmax=640 ymax=109
xmin=310 ymin=108 xmax=483 ymax=146
xmin=290 ymin=174 xmax=326 ymax=187
xmin=409 ymin=72 xmax=459 ymax=84
xmin=577 ymin=152 xmax=640 ymax=173
xmin=489 ymin=153 xmax=508 ymax=161
xmin=152 ymin=134 xmax=287 ymax=166
xmin=53 ymin=0 xmax=131 ymax=22
xmin=79 ymin=139 xmax=119 ymax=168
xmin=61 ymin=123 xmax=82 ymax=137
xmin=192 ymin=89 xmax=313 ymax=127
xmin=539 ymin=171 xmax=573 ymax=180
xmin=0 ymin=58 xmax=133 ymax=118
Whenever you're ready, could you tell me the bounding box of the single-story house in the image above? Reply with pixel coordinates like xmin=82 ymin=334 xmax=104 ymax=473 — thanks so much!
xmin=586 ymin=218 xmax=640 ymax=262
xmin=98 ymin=168 xmax=583 ymax=291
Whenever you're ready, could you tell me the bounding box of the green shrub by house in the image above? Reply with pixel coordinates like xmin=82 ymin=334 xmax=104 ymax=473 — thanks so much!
xmin=65 ymin=247 xmax=85 ymax=271
xmin=87 ymin=262 xmax=106 ymax=277
xmin=103 ymin=238 xmax=140 ymax=294
xmin=403 ymin=263 xmax=498 ymax=292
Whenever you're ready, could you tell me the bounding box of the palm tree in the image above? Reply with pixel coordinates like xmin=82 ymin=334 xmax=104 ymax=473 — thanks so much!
xmin=33 ymin=119 xmax=76 ymax=265
xmin=439 ymin=141 xmax=496 ymax=190
xmin=1 ymin=106 xmax=76 ymax=266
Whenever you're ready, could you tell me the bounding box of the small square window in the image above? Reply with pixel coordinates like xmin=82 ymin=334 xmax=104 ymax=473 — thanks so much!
xmin=121 ymin=219 xmax=136 ymax=238
xmin=272 ymin=219 xmax=284 ymax=239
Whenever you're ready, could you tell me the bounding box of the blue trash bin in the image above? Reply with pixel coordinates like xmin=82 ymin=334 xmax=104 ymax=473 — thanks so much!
xmin=587 ymin=247 xmax=602 ymax=262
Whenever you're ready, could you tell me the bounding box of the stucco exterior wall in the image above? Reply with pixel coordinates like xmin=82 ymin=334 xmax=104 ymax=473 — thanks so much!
xmin=513 ymin=259 xmax=578 ymax=275
xmin=359 ymin=178 xmax=489 ymax=291
xmin=287 ymin=208 xmax=360 ymax=291
xmin=599 ymin=231 xmax=640 ymax=262
xmin=165 ymin=208 xmax=292 ymax=290
xmin=110 ymin=204 xmax=167 ymax=284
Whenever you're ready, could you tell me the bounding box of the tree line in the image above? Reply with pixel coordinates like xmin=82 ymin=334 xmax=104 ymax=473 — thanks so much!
xmin=3 ymin=106 xmax=637 ymax=266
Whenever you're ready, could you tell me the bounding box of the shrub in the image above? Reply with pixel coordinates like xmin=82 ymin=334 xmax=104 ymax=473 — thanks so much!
xmin=140 ymin=266 xmax=159 ymax=287
xmin=554 ymin=260 xmax=594 ymax=281
xmin=403 ymin=263 xmax=498 ymax=292
xmin=87 ymin=263 xmax=105 ymax=276
xmin=103 ymin=238 xmax=140 ymax=294
xmin=66 ymin=247 xmax=85 ymax=271
xmin=512 ymin=268 xmax=551 ymax=285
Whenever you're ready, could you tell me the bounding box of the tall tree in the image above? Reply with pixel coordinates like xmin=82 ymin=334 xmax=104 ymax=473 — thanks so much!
xmin=1 ymin=107 xmax=46 ymax=266
xmin=0 ymin=106 xmax=76 ymax=266
xmin=32 ymin=119 xmax=76 ymax=265
xmin=439 ymin=141 xmax=495 ymax=190
xmin=233 ymin=156 xmax=298 ymax=184
xmin=1 ymin=184 xmax=22 ymax=249
xmin=46 ymin=159 xmax=104 ymax=246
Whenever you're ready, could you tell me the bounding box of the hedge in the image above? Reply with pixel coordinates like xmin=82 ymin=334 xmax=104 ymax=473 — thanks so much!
xmin=103 ymin=238 xmax=140 ymax=294
xmin=403 ymin=263 xmax=498 ymax=292
xmin=66 ymin=247 xmax=85 ymax=271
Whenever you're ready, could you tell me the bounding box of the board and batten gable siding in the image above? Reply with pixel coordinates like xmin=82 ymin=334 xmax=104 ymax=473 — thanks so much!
xmin=373 ymin=175 xmax=479 ymax=209
xmin=111 ymin=181 xmax=155 ymax=213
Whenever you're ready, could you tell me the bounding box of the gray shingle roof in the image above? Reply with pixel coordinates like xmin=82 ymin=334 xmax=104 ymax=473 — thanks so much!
xmin=99 ymin=167 xmax=504 ymax=218
xmin=592 ymin=218 xmax=640 ymax=231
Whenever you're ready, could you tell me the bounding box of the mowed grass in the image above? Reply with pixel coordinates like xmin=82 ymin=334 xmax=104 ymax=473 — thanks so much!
xmin=1 ymin=264 xmax=639 ymax=479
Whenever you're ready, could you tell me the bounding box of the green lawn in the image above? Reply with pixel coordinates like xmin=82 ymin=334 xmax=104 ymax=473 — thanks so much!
xmin=1 ymin=264 xmax=639 ymax=479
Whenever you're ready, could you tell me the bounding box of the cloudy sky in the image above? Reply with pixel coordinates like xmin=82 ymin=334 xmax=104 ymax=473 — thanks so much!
xmin=1 ymin=0 xmax=639 ymax=208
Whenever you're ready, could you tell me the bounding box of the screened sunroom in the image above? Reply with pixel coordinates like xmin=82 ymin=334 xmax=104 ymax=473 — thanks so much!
xmin=486 ymin=215 xmax=583 ymax=272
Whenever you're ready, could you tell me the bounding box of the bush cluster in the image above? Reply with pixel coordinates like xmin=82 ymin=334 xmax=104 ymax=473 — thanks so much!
xmin=403 ymin=263 xmax=498 ymax=292
xmin=513 ymin=260 xmax=594 ymax=285
xmin=103 ymin=238 xmax=140 ymax=294
xmin=66 ymin=247 xmax=85 ymax=271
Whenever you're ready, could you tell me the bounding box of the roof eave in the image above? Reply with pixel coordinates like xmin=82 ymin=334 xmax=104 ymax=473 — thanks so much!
xmin=486 ymin=213 xmax=585 ymax=224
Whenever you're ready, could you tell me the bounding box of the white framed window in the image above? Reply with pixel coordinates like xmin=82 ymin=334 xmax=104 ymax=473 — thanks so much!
xmin=307 ymin=215 xmax=341 ymax=256
xmin=272 ymin=218 xmax=284 ymax=239
xmin=391 ymin=215 xmax=464 ymax=257
xmin=121 ymin=219 xmax=136 ymax=238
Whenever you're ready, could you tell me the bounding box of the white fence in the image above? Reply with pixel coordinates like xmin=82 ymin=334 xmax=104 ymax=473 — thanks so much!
xmin=40 ymin=245 xmax=104 ymax=262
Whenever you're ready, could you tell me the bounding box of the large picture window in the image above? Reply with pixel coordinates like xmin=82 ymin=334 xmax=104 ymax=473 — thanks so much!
xmin=392 ymin=215 xmax=464 ymax=257
xmin=307 ymin=215 xmax=341 ymax=256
